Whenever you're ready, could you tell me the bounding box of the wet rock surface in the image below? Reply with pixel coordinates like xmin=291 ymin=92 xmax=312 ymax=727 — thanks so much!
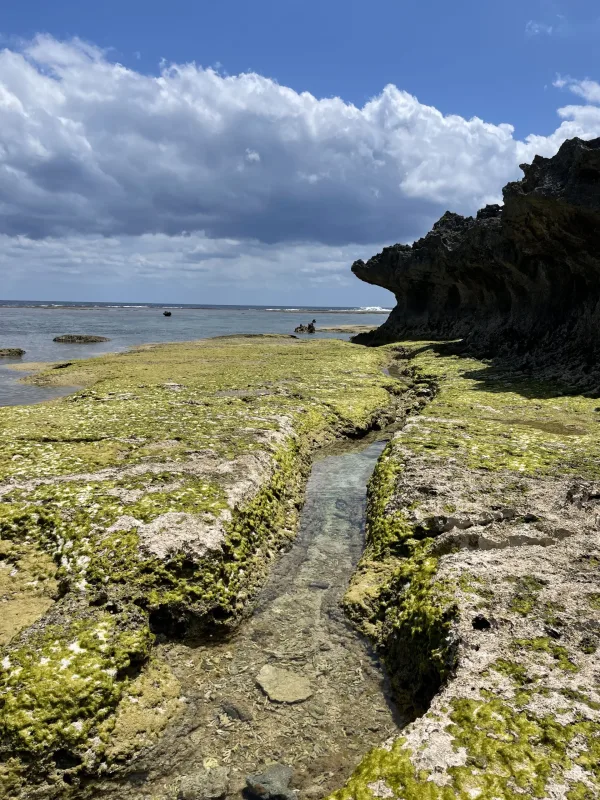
xmin=256 ymin=665 xmax=312 ymax=704
xmin=178 ymin=767 xmax=230 ymax=799
xmin=90 ymin=440 xmax=402 ymax=800
xmin=0 ymin=337 xmax=404 ymax=797
xmin=246 ymin=764 xmax=295 ymax=800
xmin=353 ymin=137 xmax=600 ymax=389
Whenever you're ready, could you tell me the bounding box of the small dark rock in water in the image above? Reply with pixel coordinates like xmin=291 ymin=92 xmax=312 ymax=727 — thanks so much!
xmin=246 ymin=764 xmax=295 ymax=800
xmin=163 ymin=310 xmax=172 ymax=316
xmin=221 ymin=700 xmax=253 ymax=721
xmin=53 ymin=335 xmax=110 ymax=343
xmin=0 ymin=348 xmax=25 ymax=357
xmin=179 ymin=766 xmax=230 ymax=800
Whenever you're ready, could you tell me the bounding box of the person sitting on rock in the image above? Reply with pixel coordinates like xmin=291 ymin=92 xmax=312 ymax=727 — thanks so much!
xmin=307 ymin=320 xmax=316 ymax=334
xmin=294 ymin=324 xmax=307 ymax=333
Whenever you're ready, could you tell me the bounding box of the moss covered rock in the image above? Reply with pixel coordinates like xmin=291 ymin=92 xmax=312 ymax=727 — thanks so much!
xmin=336 ymin=343 xmax=600 ymax=800
xmin=0 ymin=336 xmax=402 ymax=796
xmin=52 ymin=335 xmax=110 ymax=344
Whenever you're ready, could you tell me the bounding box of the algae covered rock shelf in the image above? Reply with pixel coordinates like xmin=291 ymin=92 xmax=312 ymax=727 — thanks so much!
xmin=0 ymin=336 xmax=405 ymax=798
xmin=334 ymin=342 xmax=600 ymax=800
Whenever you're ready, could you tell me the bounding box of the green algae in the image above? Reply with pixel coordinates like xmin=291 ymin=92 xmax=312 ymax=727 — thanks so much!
xmin=101 ymin=657 xmax=184 ymax=764
xmin=331 ymin=688 xmax=600 ymax=800
xmin=587 ymin=593 xmax=600 ymax=610
xmin=514 ymin=636 xmax=579 ymax=672
xmin=333 ymin=340 xmax=600 ymax=800
xmin=0 ymin=610 xmax=152 ymax=762
xmin=489 ymin=658 xmax=530 ymax=686
xmin=508 ymin=575 xmax=546 ymax=615
xmin=344 ymin=438 xmax=457 ymax=715
xmin=394 ymin=344 xmax=600 ymax=479
xmin=0 ymin=538 xmax=58 ymax=646
xmin=0 ymin=338 xmax=394 ymax=480
xmin=0 ymin=337 xmax=405 ymax=789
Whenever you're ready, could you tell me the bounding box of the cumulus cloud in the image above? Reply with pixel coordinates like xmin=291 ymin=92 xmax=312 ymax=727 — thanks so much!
xmin=1 ymin=35 xmax=600 ymax=298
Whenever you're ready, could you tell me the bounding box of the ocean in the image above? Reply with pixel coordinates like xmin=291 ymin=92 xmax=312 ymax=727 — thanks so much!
xmin=0 ymin=302 xmax=389 ymax=406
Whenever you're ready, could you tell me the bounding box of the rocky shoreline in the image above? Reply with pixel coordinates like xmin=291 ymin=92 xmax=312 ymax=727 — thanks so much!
xmin=3 ymin=332 xmax=598 ymax=799
xmin=352 ymin=137 xmax=600 ymax=392
xmin=330 ymin=136 xmax=600 ymax=798
xmin=331 ymin=342 xmax=600 ymax=799
xmin=3 ymin=135 xmax=600 ymax=800
xmin=0 ymin=335 xmax=410 ymax=798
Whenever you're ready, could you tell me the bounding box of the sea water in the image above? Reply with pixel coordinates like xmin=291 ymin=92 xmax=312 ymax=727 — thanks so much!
xmin=0 ymin=302 xmax=389 ymax=406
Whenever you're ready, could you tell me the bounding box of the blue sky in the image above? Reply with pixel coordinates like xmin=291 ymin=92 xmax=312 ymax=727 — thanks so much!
xmin=1 ymin=0 xmax=599 ymax=304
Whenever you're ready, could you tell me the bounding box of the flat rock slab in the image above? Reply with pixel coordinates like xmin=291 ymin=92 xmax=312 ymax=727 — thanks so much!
xmin=246 ymin=764 xmax=294 ymax=800
xmin=256 ymin=664 xmax=312 ymax=704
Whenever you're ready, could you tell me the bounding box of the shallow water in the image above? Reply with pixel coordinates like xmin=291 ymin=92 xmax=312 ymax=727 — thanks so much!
xmin=0 ymin=305 xmax=386 ymax=406
xmin=95 ymin=438 xmax=401 ymax=800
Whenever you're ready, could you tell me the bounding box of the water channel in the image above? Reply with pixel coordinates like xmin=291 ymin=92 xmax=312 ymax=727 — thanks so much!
xmin=93 ymin=437 xmax=402 ymax=800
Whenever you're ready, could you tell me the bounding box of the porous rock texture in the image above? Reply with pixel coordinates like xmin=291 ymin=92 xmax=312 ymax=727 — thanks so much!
xmin=333 ymin=344 xmax=600 ymax=799
xmin=0 ymin=336 xmax=405 ymax=798
xmin=352 ymin=137 xmax=600 ymax=391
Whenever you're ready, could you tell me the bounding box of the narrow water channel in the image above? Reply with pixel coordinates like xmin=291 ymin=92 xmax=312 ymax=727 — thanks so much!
xmin=96 ymin=438 xmax=401 ymax=800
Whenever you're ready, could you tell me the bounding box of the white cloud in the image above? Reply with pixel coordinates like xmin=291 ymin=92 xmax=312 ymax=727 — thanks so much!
xmin=554 ymin=76 xmax=600 ymax=104
xmin=0 ymin=232 xmax=393 ymax=303
xmin=526 ymin=20 xmax=554 ymax=36
xmin=0 ymin=35 xmax=599 ymax=298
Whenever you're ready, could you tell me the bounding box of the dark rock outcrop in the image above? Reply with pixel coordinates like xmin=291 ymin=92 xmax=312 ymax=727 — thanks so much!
xmin=0 ymin=348 xmax=25 ymax=357
xmin=352 ymin=137 xmax=600 ymax=390
xmin=53 ymin=335 xmax=110 ymax=343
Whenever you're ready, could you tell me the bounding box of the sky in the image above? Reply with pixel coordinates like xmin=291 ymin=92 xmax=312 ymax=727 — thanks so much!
xmin=1 ymin=0 xmax=600 ymax=305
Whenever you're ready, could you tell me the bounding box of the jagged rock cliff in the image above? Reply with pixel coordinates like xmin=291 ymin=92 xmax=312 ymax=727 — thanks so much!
xmin=353 ymin=137 xmax=600 ymax=390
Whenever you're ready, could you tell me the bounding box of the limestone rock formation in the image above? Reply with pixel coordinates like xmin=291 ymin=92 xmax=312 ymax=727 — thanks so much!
xmin=53 ymin=334 xmax=110 ymax=343
xmin=352 ymin=137 xmax=600 ymax=389
xmin=0 ymin=349 xmax=25 ymax=358
xmin=333 ymin=344 xmax=600 ymax=800
xmin=0 ymin=336 xmax=402 ymax=796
